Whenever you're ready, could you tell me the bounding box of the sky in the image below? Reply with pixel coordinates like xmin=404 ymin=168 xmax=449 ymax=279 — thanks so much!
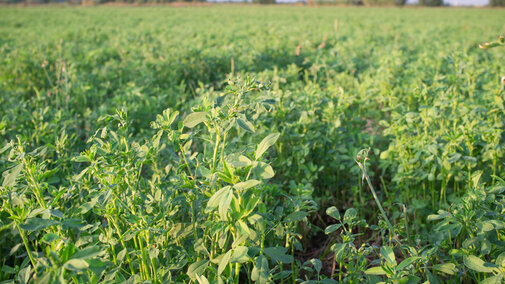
xmin=214 ymin=0 xmax=490 ymax=6
xmin=407 ymin=0 xmax=489 ymax=5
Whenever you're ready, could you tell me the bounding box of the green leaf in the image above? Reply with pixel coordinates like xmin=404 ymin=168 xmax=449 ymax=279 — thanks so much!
xmin=20 ymin=218 xmax=59 ymax=232
xmin=400 ymin=275 xmax=421 ymax=284
xmin=496 ymin=252 xmax=505 ymax=267
xmin=117 ymin=248 xmax=127 ymax=262
xmin=218 ymin=188 xmax=233 ymax=220
xmin=255 ymin=133 xmax=280 ymax=160
xmin=231 ymin=246 xmax=249 ymax=263
xmin=205 ymin=186 xmax=231 ymax=213
xmin=251 ymin=255 xmax=269 ymax=284
xmin=195 ymin=275 xmax=210 ymax=284
xmin=480 ymin=274 xmax=504 ymax=284
xmin=0 ymin=142 xmax=12 ymax=155
xmin=72 ymin=168 xmax=89 ymax=181
xmin=396 ymin=257 xmax=420 ymax=270
xmin=226 ymin=154 xmax=252 ymax=168
xmin=62 ymin=218 xmax=86 ymax=230
xmin=2 ymin=163 xmax=23 ymax=187
xmin=284 ymin=211 xmax=308 ymax=223
xmin=324 ymin=224 xmax=342 ymax=234
xmin=49 ymin=209 xmax=64 ymax=219
xmin=380 ymin=246 xmax=396 ymax=266
xmin=194 ymin=239 xmax=210 ymax=257
xmin=243 ymin=195 xmax=260 ymax=218
xmin=343 ymin=208 xmax=357 ymax=224
xmin=183 ymin=112 xmax=208 ymax=128
xmin=40 ymin=233 xmax=59 ymax=244
xmin=365 ymin=275 xmax=383 ymax=284
xmin=232 ymin=223 xmax=250 ymax=247
xmin=264 ymin=247 xmax=293 ymax=264
xmin=234 ymin=180 xmax=261 ymax=191
xmin=471 ymin=171 xmax=483 ymax=188
xmin=237 ymin=118 xmax=255 ymax=133
xmin=78 ymin=199 xmax=97 ymax=215
xmin=425 ymin=269 xmax=439 ymax=284
xmin=63 ymin=259 xmax=89 ymax=271
xmin=330 ymin=243 xmax=347 ymax=261
xmin=18 ymin=266 xmax=31 ymax=284
xmin=218 ymin=250 xmax=232 ymax=275
xmin=326 ymin=206 xmax=341 ymax=220
xmin=71 ymin=246 xmax=103 ymax=260
xmin=252 ymin=162 xmax=275 ymax=180
xmin=427 ymin=211 xmax=448 ymax=221
xmin=2 ymin=265 xmax=16 ymax=275
xmin=364 ymin=266 xmax=387 ymax=275
xmin=187 ymin=260 xmax=209 ymax=280
xmin=464 ymin=255 xmax=498 ymax=273
xmin=307 ymin=258 xmax=322 ymax=273
xmin=72 ymin=155 xmax=90 ymax=163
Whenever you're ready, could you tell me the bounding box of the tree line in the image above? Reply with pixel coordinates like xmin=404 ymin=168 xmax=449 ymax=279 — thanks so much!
xmin=1 ymin=0 xmax=504 ymax=9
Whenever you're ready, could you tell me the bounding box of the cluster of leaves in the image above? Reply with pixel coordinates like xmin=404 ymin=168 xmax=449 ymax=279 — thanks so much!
xmin=321 ymin=160 xmax=505 ymax=283
xmin=0 ymin=80 xmax=321 ymax=282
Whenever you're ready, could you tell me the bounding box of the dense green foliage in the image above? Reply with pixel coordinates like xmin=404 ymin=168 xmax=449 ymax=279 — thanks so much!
xmin=418 ymin=0 xmax=443 ymax=5
xmin=362 ymin=0 xmax=405 ymax=6
xmin=489 ymin=0 xmax=505 ymax=6
xmin=1 ymin=6 xmax=505 ymax=283
xmin=0 ymin=0 xmax=422 ymax=6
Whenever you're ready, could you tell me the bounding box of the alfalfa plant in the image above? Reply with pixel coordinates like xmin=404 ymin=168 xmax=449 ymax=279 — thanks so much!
xmin=356 ymin=149 xmax=395 ymax=242
xmin=479 ymin=35 xmax=505 ymax=50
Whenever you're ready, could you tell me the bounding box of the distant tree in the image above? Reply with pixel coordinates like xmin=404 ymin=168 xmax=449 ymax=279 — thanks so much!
xmin=489 ymin=0 xmax=505 ymax=5
xmin=363 ymin=0 xmax=405 ymax=6
xmin=419 ymin=0 xmax=443 ymax=5
xmin=336 ymin=0 xmax=363 ymax=4
xmin=255 ymin=0 xmax=275 ymax=4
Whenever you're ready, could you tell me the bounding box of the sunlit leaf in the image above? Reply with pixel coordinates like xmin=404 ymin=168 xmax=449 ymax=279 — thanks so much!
xmin=63 ymin=259 xmax=89 ymax=271
xmin=187 ymin=260 xmax=209 ymax=280
xmin=255 ymin=133 xmax=280 ymax=160
xmin=183 ymin=112 xmax=208 ymax=128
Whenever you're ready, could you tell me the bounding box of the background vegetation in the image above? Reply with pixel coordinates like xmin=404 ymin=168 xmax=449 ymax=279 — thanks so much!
xmin=1 ymin=6 xmax=505 ymax=283
xmin=0 ymin=0 xmax=453 ymax=7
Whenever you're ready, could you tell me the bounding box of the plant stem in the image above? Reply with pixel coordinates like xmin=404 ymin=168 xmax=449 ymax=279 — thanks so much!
xmin=16 ymin=223 xmax=36 ymax=268
xmin=234 ymin=263 xmax=241 ymax=284
xmin=356 ymin=159 xmax=394 ymax=239
xmin=212 ymin=132 xmax=221 ymax=172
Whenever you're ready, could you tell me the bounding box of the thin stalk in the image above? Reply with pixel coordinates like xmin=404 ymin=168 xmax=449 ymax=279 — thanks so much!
xmin=149 ymin=245 xmax=158 ymax=282
xmin=138 ymin=234 xmax=150 ymax=280
xmin=356 ymin=159 xmax=394 ymax=238
xmin=291 ymin=242 xmax=296 ymax=284
xmin=23 ymin=158 xmax=47 ymax=210
xmin=16 ymin=223 xmax=36 ymax=268
xmin=234 ymin=263 xmax=241 ymax=284
xmin=110 ymin=217 xmax=135 ymax=276
xmin=187 ymin=193 xmax=198 ymax=241
xmin=492 ymin=156 xmax=497 ymax=185
xmin=133 ymin=237 xmax=144 ymax=279
xmin=403 ymin=205 xmax=412 ymax=247
xmin=431 ymin=180 xmax=435 ymax=209
xmin=212 ymin=132 xmax=221 ymax=172
xmin=440 ymin=177 xmax=448 ymax=206
xmin=339 ymin=260 xmax=343 ymax=282
xmin=220 ymin=132 xmax=227 ymax=166
xmin=179 ymin=143 xmax=194 ymax=180
xmin=380 ymin=177 xmax=389 ymax=199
